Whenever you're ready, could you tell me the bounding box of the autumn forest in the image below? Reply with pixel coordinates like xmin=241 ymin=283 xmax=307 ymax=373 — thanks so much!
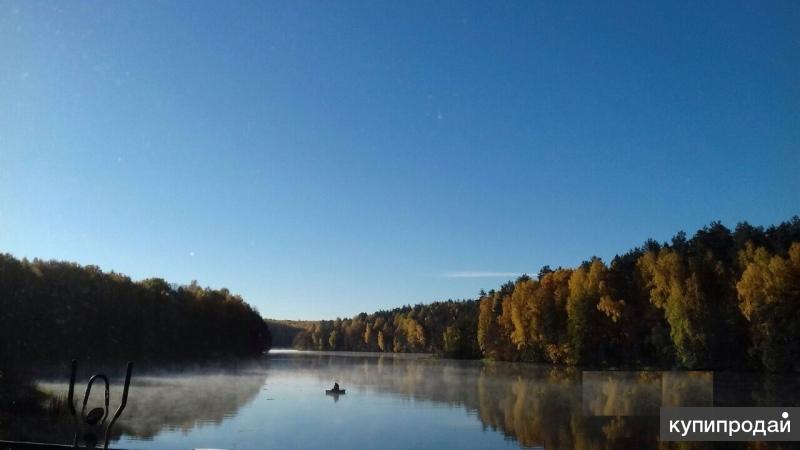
xmin=277 ymin=217 xmax=800 ymax=372
xmin=2 ymin=217 xmax=799 ymax=372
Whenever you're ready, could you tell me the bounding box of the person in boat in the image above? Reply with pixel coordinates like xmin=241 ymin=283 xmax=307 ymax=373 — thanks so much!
xmin=331 ymin=382 xmax=340 ymax=392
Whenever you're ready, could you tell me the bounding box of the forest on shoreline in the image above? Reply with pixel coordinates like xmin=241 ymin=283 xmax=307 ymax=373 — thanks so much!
xmin=0 ymin=255 xmax=271 ymax=368
xmin=2 ymin=217 xmax=798 ymax=374
xmin=277 ymin=218 xmax=800 ymax=372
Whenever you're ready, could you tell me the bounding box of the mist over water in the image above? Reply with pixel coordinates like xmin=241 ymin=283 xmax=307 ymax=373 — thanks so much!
xmin=3 ymin=352 xmax=800 ymax=449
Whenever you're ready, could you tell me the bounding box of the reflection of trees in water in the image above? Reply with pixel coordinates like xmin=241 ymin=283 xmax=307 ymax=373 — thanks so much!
xmin=475 ymin=366 xmax=800 ymax=450
xmin=583 ymin=371 xmax=663 ymax=416
xmin=6 ymin=355 xmax=799 ymax=450
xmin=43 ymin=371 xmax=266 ymax=439
xmin=661 ymin=372 xmax=713 ymax=407
xmin=269 ymin=354 xmax=798 ymax=450
xmin=476 ymin=364 xmax=579 ymax=449
xmin=475 ymin=366 xmax=799 ymax=450
xmin=2 ymin=367 xmax=266 ymax=445
xmin=714 ymin=372 xmax=800 ymax=408
xmin=471 ymin=364 xmax=662 ymax=449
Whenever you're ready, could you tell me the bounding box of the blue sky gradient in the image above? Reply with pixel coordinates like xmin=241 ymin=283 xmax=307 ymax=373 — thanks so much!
xmin=1 ymin=1 xmax=798 ymax=319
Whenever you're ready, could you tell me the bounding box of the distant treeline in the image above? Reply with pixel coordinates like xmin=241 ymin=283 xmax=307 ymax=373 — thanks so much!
xmin=0 ymin=255 xmax=271 ymax=365
xmin=287 ymin=218 xmax=800 ymax=371
xmin=273 ymin=301 xmax=481 ymax=358
xmin=265 ymin=319 xmax=316 ymax=348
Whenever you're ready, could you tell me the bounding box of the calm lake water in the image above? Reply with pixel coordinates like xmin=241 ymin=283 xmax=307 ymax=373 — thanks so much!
xmin=4 ymin=350 xmax=800 ymax=449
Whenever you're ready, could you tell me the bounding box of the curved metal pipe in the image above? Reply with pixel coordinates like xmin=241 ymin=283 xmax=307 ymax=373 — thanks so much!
xmin=103 ymin=362 xmax=133 ymax=450
xmin=81 ymin=374 xmax=110 ymax=426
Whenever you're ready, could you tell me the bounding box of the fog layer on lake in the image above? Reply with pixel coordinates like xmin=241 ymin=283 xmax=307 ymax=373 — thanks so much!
xmin=4 ymin=351 xmax=800 ymax=449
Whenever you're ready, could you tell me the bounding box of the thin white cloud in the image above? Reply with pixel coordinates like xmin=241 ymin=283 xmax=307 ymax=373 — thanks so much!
xmin=441 ymin=271 xmax=522 ymax=278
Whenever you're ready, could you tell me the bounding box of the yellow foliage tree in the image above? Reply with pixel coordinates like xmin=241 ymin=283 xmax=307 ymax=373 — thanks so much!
xmin=736 ymin=243 xmax=800 ymax=371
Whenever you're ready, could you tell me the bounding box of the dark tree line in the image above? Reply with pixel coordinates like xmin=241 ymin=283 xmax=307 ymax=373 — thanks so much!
xmin=0 ymin=255 xmax=271 ymax=366
xmin=291 ymin=217 xmax=800 ymax=371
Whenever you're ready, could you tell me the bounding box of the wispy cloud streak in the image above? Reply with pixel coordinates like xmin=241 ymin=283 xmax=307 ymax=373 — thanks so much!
xmin=440 ymin=271 xmax=522 ymax=278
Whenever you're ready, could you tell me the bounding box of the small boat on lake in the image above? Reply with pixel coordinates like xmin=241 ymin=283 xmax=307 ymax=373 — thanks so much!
xmin=325 ymin=389 xmax=346 ymax=395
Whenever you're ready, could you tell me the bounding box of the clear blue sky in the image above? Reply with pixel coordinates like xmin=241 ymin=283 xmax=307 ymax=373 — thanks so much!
xmin=1 ymin=1 xmax=798 ymax=319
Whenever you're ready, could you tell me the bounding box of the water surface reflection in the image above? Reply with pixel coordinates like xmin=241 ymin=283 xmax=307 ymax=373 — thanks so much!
xmin=2 ymin=352 xmax=798 ymax=449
